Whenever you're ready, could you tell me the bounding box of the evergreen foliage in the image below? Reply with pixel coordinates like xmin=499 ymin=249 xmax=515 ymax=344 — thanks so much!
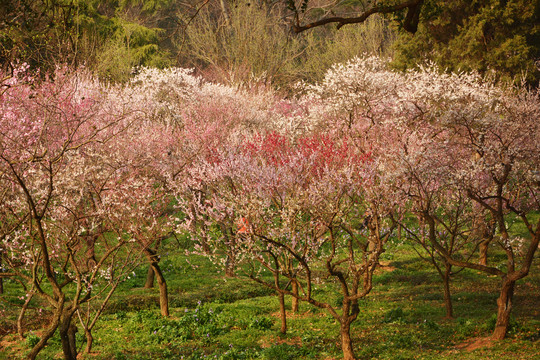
xmin=392 ymin=0 xmax=540 ymax=84
xmin=0 ymin=0 xmax=174 ymax=81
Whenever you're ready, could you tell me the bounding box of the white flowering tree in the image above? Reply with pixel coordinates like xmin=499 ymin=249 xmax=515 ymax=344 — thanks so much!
xmin=412 ymin=76 xmax=540 ymax=340
xmin=305 ymin=56 xmax=540 ymax=343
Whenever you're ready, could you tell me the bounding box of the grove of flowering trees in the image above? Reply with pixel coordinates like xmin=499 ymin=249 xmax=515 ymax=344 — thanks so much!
xmin=1 ymin=58 xmax=538 ymax=360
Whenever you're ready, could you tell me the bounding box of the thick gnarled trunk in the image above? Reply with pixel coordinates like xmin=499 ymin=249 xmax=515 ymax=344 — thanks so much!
xmin=59 ymin=311 xmax=78 ymax=360
xmin=27 ymin=297 xmax=65 ymax=360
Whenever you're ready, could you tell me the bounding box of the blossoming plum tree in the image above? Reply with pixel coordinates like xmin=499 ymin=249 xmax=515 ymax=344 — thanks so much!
xmin=305 ymin=55 xmax=540 ymax=343
xmin=386 ymin=64 xmax=540 ymax=339
xmin=0 ymin=66 xmax=153 ymax=359
xmin=181 ymin=127 xmax=398 ymax=360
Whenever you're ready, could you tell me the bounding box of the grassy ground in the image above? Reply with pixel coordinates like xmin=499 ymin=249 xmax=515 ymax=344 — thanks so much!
xmin=1 ymin=242 xmax=539 ymax=360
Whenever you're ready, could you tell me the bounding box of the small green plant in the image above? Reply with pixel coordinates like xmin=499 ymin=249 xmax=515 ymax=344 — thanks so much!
xmin=383 ymin=307 xmax=407 ymax=323
xmin=455 ymin=317 xmax=477 ymax=338
xmin=26 ymin=332 xmax=40 ymax=348
xmin=217 ymin=345 xmax=261 ymax=360
xmin=248 ymin=317 xmax=274 ymax=330
xmin=115 ymin=311 xmax=128 ymax=320
xmin=260 ymin=343 xmax=307 ymax=360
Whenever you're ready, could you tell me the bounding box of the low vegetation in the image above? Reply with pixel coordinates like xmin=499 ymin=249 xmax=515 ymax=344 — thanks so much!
xmin=1 ymin=240 xmax=538 ymax=359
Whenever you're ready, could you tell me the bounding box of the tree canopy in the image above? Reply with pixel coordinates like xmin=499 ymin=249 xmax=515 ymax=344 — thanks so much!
xmin=286 ymin=0 xmax=540 ymax=84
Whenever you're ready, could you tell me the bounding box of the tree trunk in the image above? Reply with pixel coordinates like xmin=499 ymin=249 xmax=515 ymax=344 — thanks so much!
xmin=223 ymin=226 xmax=236 ymax=277
xmin=27 ymin=297 xmax=64 ymax=360
xmin=59 ymin=311 xmax=77 ymax=360
xmin=340 ymin=320 xmax=356 ymax=360
xmin=442 ymin=263 xmax=454 ymax=319
xmin=17 ymin=292 xmax=33 ymax=338
xmin=84 ymin=328 xmax=94 ymax=354
xmin=225 ymin=257 xmax=235 ymax=277
xmin=143 ymin=244 xmax=169 ymax=317
xmin=144 ymin=265 xmax=155 ymax=288
xmin=291 ymin=279 xmax=299 ymax=313
xmin=278 ymin=291 xmax=287 ymax=334
xmin=478 ymin=240 xmax=490 ymax=266
xmin=151 ymin=262 xmax=169 ymax=317
xmin=492 ymin=278 xmax=515 ymax=340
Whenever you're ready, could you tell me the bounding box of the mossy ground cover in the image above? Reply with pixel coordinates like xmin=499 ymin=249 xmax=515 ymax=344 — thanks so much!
xmin=1 ymin=242 xmax=539 ymax=360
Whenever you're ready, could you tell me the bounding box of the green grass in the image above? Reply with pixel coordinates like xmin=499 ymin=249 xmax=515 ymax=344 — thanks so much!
xmin=1 ymin=242 xmax=539 ymax=360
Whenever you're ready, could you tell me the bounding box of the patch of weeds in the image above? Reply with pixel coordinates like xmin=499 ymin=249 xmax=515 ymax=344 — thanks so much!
xmin=115 ymin=311 xmax=128 ymax=320
xmin=356 ymin=344 xmax=382 ymax=359
xmin=113 ymin=351 xmax=128 ymax=360
xmin=455 ymin=317 xmax=477 ymax=339
xmin=216 ymin=345 xmax=261 ymax=360
xmin=374 ymin=267 xmax=432 ymax=286
xmin=420 ymin=318 xmax=440 ymax=331
xmin=260 ymin=343 xmax=309 ymax=360
xmin=152 ymin=302 xmax=229 ymax=344
xmin=248 ymin=317 xmax=274 ymax=330
xmin=385 ymin=329 xmax=424 ymax=350
xmin=383 ymin=307 xmax=407 ymax=323
xmin=301 ymin=332 xmax=330 ymax=354
xmin=26 ymin=332 xmax=40 ymax=348
xmin=521 ymin=320 xmax=540 ymax=341
xmin=107 ymin=295 xmax=160 ymax=313
xmin=417 ymin=292 xmax=443 ymax=301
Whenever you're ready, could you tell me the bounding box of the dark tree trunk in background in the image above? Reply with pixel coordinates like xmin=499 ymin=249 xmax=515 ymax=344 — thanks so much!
xmin=144 ymin=266 xmax=155 ymax=288
xmin=291 ymin=279 xmax=299 ymax=313
xmin=0 ymin=255 xmax=3 ymax=294
xmin=478 ymin=240 xmax=490 ymax=266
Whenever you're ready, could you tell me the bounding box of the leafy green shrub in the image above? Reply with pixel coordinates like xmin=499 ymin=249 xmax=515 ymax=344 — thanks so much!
xmin=420 ymin=319 xmax=440 ymax=331
xmin=26 ymin=332 xmax=40 ymax=348
xmin=126 ymin=302 xmax=231 ymax=345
